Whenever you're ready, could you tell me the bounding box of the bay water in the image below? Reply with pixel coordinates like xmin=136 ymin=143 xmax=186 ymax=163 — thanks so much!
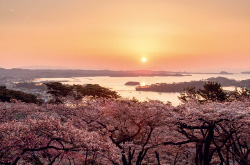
xmin=34 ymin=73 xmax=250 ymax=106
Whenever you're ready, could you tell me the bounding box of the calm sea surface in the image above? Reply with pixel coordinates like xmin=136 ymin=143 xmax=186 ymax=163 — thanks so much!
xmin=34 ymin=74 xmax=250 ymax=106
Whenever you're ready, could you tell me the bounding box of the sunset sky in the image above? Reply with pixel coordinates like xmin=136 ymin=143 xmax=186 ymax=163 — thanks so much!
xmin=1 ymin=0 xmax=250 ymax=72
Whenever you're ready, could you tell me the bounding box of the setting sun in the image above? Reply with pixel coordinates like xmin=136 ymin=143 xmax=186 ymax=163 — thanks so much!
xmin=141 ymin=57 xmax=147 ymax=62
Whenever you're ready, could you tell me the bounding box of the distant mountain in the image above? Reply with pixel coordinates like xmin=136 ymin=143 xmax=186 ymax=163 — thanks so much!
xmin=20 ymin=65 xmax=70 ymax=70
xmin=0 ymin=68 xmax=190 ymax=79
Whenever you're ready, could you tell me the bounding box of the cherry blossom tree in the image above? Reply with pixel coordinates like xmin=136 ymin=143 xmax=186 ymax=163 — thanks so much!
xmin=0 ymin=101 xmax=119 ymax=164
xmin=164 ymin=99 xmax=250 ymax=164
xmin=49 ymin=98 xmax=176 ymax=164
xmin=0 ymin=98 xmax=250 ymax=164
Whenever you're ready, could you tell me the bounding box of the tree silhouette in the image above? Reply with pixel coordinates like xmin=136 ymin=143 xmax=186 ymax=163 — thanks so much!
xmin=179 ymin=82 xmax=228 ymax=102
xmin=45 ymin=82 xmax=119 ymax=103
xmin=0 ymin=86 xmax=43 ymax=104
xmin=198 ymin=81 xmax=227 ymax=102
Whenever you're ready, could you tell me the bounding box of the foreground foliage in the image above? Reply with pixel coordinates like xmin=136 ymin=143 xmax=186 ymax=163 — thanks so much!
xmin=0 ymin=97 xmax=250 ymax=164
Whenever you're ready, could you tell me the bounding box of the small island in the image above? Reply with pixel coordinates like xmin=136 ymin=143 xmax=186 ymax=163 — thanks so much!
xmin=136 ymin=81 xmax=205 ymax=92
xmin=242 ymin=71 xmax=250 ymax=74
xmin=125 ymin=81 xmax=140 ymax=86
xmin=219 ymin=71 xmax=233 ymax=74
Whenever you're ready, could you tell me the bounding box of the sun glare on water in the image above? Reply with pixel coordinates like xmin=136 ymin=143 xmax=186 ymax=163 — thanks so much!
xmin=141 ymin=57 xmax=147 ymax=62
